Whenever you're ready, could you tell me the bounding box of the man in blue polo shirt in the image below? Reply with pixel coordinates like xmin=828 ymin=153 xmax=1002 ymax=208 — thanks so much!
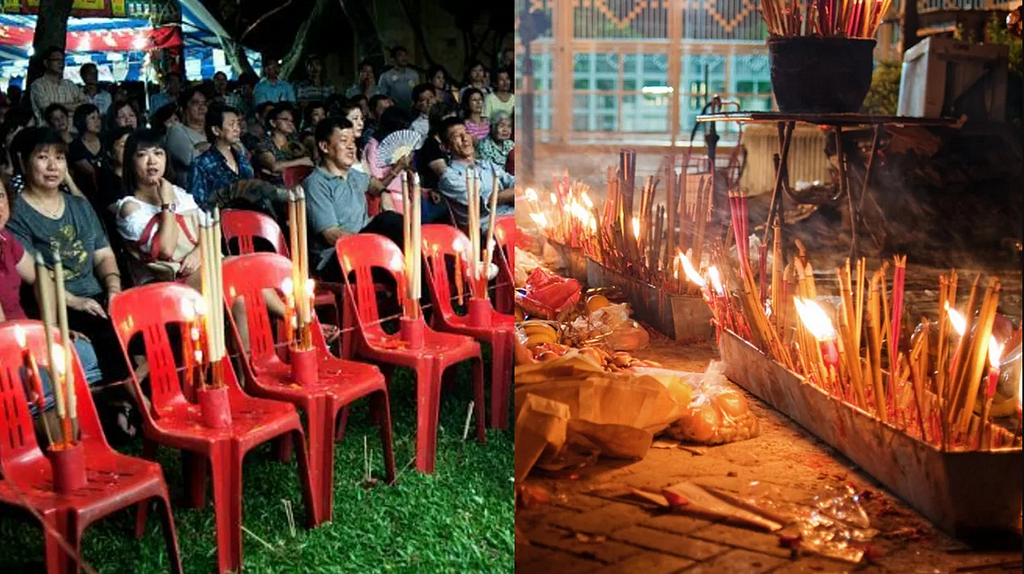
xmin=304 ymin=116 xmax=409 ymax=281
xmin=254 ymin=59 xmax=296 ymax=106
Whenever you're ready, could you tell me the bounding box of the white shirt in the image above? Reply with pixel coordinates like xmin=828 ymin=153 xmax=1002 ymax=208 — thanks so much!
xmin=115 ymin=185 xmax=202 ymax=254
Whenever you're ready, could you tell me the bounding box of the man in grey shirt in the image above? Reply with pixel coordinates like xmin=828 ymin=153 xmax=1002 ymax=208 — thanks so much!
xmin=304 ymin=116 xmax=410 ymax=281
xmin=376 ymin=46 xmax=420 ymax=111
xmin=437 ymin=117 xmax=515 ymax=231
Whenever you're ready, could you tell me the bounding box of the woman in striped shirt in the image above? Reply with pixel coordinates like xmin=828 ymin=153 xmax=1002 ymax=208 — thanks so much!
xmin=460 ymin=88 xmax=489 ymax=143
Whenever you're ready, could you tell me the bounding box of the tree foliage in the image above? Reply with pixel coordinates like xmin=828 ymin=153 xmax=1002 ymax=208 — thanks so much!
xmin=861 ymin=59 xmax=903 ymax=116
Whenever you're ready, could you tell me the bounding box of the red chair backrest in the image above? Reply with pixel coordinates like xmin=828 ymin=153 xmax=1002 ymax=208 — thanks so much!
xmin=109 ymin=283 xmax=238 ymax=421
xmin=420 ymin=224 xmax=474 ymax=322
xmin=282 ymin=166 xmax=314 ymax=190
xmin=220 ymin=208 xmax=289 ymax=256
xmin=334 ymin=234 xmax=408 ymax=334
xmin=221 ymin=253 xmax=327 ymax=363
xmin=491 ymin=215 xmax=515 ymax=278
xmin=0 ymin=321 xmax=108 ymax=470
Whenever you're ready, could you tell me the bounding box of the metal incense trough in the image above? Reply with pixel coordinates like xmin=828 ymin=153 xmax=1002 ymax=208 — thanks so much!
xmin=547 ymin=241 xmax=590 ymax=285
xmin=585 ymin=257 xmax=715 ymax=343
xmin=719 ymin=329 xmax=1023 ymax=537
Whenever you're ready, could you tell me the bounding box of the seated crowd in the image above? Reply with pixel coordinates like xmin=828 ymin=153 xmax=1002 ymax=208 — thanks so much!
xmin=0 ymin=45 xmax=515 ymax=439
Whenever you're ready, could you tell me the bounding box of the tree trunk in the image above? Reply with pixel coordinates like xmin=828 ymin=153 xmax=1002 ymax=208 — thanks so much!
xmin=337 ymin=0 xmax=386 ymax=73
xmin=30 ymin=0 xmax=75 ymax=85
xmin=398 ymin=0 xmax=437 ymax=68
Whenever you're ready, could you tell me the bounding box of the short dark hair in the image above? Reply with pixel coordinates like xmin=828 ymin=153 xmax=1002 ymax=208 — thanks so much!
xmin=238 ymin=71 xmax=258 ymax=86
xmin=314 ymin=116 xmax=354 ymax=147
xmin=266 ymin=102 xmax=296 ymax=130
xmin=151 ymin=103 xmax=178 ymax=136
xmin=373 ymin=107 xmax=410 ymax=142
xmin=426 ymin=65 xmax=449 ymax=84
xmin=79 ymin=63 xmax=98 ymax=77
xmin=106 ymin=100 xmax=138 ymax=131
xmin=44 ymin=103 xmax=69 ymax=125
xmin=459 ymin=87 xmax=483 ymax=116
xmin=177 ymin=85 xmax=208 ymax=110
xmin=368 ymin=94 xmax=390 ymax=113
xmin=204 ymin=104 xmax=240 ymax=141
xmin=104 ymin=125 xmax=134 ymax=152
xmin=303 ymin=101 xmax=326 ymax=129
xmin=411 ymin=83 xmax=435 ymax=105
xmin=41 ymin=46 xmax=64 ymax=61
xmin=122 ymin=129 xmax=165 ymax=194
xmin=438 ymin=116 xmax=466 ymax=147
xmin=389 ymin=45 xmax=407 ymax=59
xmin=72 ymin=103 xmax=100 ymax=134
xmin=12 ymin=127 xmax=67 ymax=177
xmin=428 ymin=101 xmax=457 ymax=136
xmin=357 ymin=58 xmax=374 ymax=72
xmin=255 ymin=101 xmax=275 ymax=119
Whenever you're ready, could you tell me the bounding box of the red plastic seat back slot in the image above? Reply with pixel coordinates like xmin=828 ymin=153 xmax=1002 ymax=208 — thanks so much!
xmin=220 ymin=208 xmax=289 ymax=256
xmin=334 ymin=234 xmax=408 ymax=333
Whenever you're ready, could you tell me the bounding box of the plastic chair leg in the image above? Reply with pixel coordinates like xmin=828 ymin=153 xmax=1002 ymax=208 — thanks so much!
xmin=135 ymin=439 xmax=159 ymax=539
xmin=304 ymin=398 xmax=334 ymax=525
xmin=334 ymin=406 xmax=350 ymax=443
xmin=155 ymin=492 xmax=184 ymax=574
xmin=414 ymin=361 xmax=441 ymax=474
xmin=42 ymin=509 xmax=71 ymax=574
xmin=209 ymin=444 xmax=243 ymax=574
xmin=373 ymin=390 xmax=397 ymax=484
xmin=471 ymin=357 xmax=487 ymax=444
xmin=289 ymin=428 xmax=318 ymax=529
xmin=489 ymin=334 xmax=513 ymax=430
xmin=495 ymin=280 xmax=513 ymax=314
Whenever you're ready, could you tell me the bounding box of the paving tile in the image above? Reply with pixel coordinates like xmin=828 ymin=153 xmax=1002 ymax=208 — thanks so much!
xmin=770 ymin=557 xmax=855 ymax=573
xmin=550 ymin=501 xmax=654 ymax=536
xmin=679 ymin=549 xmax=787 ymax=574
xmin=526 ymin=524 xmax=644 ymax=565
xmin=590 ymin=552 xmax=694 ymax=574
xmin=515 ymin=548 xmax=605 ymax=574
xmin=642 ymin=513 xmax=714 ymax=536
xmin=610 ymin=526 xmax=727 ymax=561
xmin=690 ymin=524 xmax=794 ymax=559
xmin=515 ymin=544 xmax=563 ymax=568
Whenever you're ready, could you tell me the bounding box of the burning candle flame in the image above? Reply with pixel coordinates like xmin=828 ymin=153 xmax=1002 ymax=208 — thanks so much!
xmin=708 ymin=266 xmax=724 ymax=296
xmin=13 ymin=324 xmax=26 ymax=348
xmin=181 ymin=299 xmax=196 ymax=321
xmin=588 ymin=216 xmax=597 ymax=233
xmin=945 ymin=303 xmax=967 ymax=336
xmin=581 ymin=191 xmax=593 ymax=209
xmin=678 ymin=251 xmax=706 ymax=287
xmin=529 ymin=213 xmax=548 ymax=228
xmin=282 ymin=277 xmax=294 ymax=296
xmin=193 ymin=297 xmax=209 ymax=316
xmin=549 ymin=192 xmax=558 ymax=206
xmin=304 ymin=279 xmax=316 ymax=297
xmin=525 ymin=188 xmax=538 ymax=202
xmin=988 ymin=337 xmax=1004 ymax=369
xmin=631 ymin=217 xmax=640 ymax=240
xmin=793 ymin=298 xmax=837 ymax=341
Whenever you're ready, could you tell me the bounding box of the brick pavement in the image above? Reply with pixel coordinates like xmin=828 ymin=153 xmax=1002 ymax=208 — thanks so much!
xmin=515 ymin=342 xmax=1023 ymax=574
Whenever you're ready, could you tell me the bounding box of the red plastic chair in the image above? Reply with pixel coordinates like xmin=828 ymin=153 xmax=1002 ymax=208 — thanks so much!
xmin=421 ymin=225 xmax=515 ymax=430
xmin=335 ymin=234 xmax=486 ymax=473
xmin=491 ymin=216 xmax=516 ymax=314
xmin=0 ymin=321 xmax=182 ymax=574
xmin=221 ymin=253 xmax=396 ymax=523
xmin=220 ymin=208 xmax=340 ymax=327
xmin=109 ymin=283 xmax=316 ymax=574
xmin=282 ymin=165 xmax=314 ymax=190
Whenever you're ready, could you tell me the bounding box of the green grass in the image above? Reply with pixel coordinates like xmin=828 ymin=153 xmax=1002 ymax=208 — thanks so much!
xmin=0 ymin=364 xmax=514 ymax=573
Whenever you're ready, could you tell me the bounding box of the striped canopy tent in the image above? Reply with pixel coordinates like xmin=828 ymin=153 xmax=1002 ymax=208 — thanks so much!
xmin=0 ymin=0 xmax=261 ymax=87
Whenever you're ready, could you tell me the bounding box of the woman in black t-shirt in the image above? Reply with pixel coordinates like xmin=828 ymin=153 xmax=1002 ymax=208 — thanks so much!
xmin=68 ymin=104 xmax=105 ymax=198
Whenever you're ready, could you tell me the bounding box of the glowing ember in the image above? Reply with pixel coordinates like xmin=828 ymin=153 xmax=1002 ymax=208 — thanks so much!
xmin=794 ymin=298 xmax=837 ymax=341
xmin=631 ymin=217 xmax=640 ymax=240
xmin=708 ymin=266 xmax=724 ymax=296
xmin=678 ymin=251 xmax=706 ymax=287
xmin=13 ymin=324 xmax=26 ymax=348
xmin=529 ymin=213 xmax=548 ymax=228
xmin=988 ymin=337 xmax=1004 ymax=369
xmin=945 ymin=303 xmax=967 ymax=336
xmin=581 ymin=191 xmax=593 ymax=209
